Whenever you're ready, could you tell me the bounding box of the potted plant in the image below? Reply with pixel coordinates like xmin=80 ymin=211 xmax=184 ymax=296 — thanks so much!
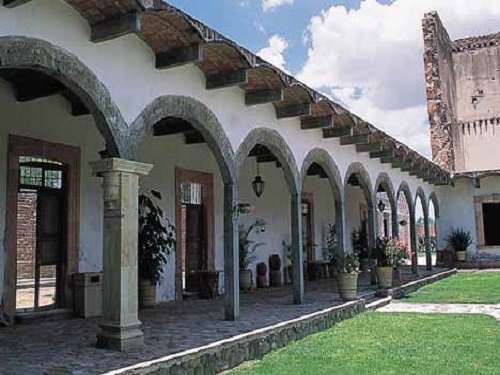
xmin=138 ymin=190 xmax=176 ymax=307
xmin=374 ymin=237 xmax=410 ymax=289
xmin=283 ymin=240 xmax=293 ymax=284
xmin=239 ymin=219 xmax=266 ymax=291
xmin=352 ymin=229 xmax=369 ymax=272
xmin=256 ymin=262 xmax=268 ymax=288
xmin=445 ymin=228 xmax=473 ymax=262
xmin=269 ymin=254 xmax=282 ymax=287
xmin=323 ymin=223 xmax=339 ymax=278
xmin=331 ymin=250 xmax=360 ymax=301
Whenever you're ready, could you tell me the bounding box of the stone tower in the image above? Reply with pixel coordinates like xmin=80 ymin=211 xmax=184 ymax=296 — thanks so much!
xmin=423 ymin=12 xmax=500 ymax=173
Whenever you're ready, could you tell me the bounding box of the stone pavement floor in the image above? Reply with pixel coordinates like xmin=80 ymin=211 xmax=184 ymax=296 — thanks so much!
xmin=0 ymin=266 xmax=442 ymax=375
xmin=378 ymin=301 xmax=500 ymax=320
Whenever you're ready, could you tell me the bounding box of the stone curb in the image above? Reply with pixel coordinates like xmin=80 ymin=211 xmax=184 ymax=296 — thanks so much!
xmin=102 ymin=269 xmax=456 ymax=375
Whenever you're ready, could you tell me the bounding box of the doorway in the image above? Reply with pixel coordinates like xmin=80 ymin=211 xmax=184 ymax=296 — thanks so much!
xmin=175 ymin=168 xmax=214 ymax=299
xmin=3 ymin=135 xmax=80 ymax=323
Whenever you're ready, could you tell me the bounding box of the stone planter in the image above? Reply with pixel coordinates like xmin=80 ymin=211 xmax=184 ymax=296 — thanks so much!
xmin=270 ymin=270 xmax=282 ymax=287
xmin=376 ymin=266 xmax=393 ymax=289
xmin=139 ymin=278 xmax=156 ymax=308
xmin=456 ymin=250 xmax=466 ymax=262
xmin=360 ymin=258 xmax=370 ymax=273
xmin=336 ymin=273 xmax=359 ymax=300
xmin=239 ymin=270 xmax=253 ymax=291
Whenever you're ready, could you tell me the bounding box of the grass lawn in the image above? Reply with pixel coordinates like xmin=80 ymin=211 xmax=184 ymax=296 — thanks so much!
xmin=403 ymin=272 xmax=500 ymax=304
xmin=230 ymin=312 xmax=500 ymax=375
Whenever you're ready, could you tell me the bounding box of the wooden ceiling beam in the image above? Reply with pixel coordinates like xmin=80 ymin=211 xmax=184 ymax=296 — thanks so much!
xmin=323 ymin=127 xmax=352 ymax=139
xmin=2 ymin=0 xmax=32 ymax=7
xmin=245 ymin=89 xmax=283 ymax=106
xmin=91 ymin=11 xmax=141 ymax=43
xmin=184 ymin=130 xmax=205 ymax=145
xmin=15 ymin=80 xmax=66 ymax=102
xmin=256 ymin=154 xmax=278 ymax=163
xmin=369 ymin=149 xmax=394 ymax=159
xmin=156 ymin=45 xmax=203 ymax=69
xmin=60 ymin=90 xmax=90 ymax=117
xmin=154 ymin=118 xmax=194 ymax=136
xmin=339 ymin=134 xmax=370 ymax=146
xmin=276 ymin=103 xmax=311 ymax=119
xmin=206 ymin=69 xmax=248 ymax=90
xmin=356 ymin=143 xmax=382 ymax=153
xmin=301 ymin=115 xmax=334 ymax=130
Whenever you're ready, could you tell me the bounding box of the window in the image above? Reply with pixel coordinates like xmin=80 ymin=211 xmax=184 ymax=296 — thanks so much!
xmin=19 ymin=156 xmax=64 ymax=190
xmin=482 ymin=203 xmax=500 ymax=246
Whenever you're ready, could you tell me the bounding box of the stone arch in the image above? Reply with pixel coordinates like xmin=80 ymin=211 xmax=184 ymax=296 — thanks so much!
xmin=414 ymin=186 xmax=428 ymax=218
xmin=343 ymin=162 xmax=374 ymax=208
xmin=301 ymin=148 xmax=344 ymax=253
xmin=428 ymin=191 xmax=440 ymax=218
xmin=397 ymin=181 xmax=414 ymax=217
xmin=130 ymin=95 xmax=236 ymax=184
xmin=397 ymin=181 xmax=419 ymax=273
xmin=235 ymin=128 xmax=300 ymax=195
xmin=0 ymin=36 xmax=127 ymax=157
xmin=374 ymin=173 xmax=398 ymax=237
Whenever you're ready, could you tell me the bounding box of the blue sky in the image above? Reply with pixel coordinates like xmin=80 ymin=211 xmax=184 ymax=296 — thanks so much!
xmin=167 ymin=1 xmax=500 ymax=157
xmin=168 ymin=0 xmax=366 ymax=73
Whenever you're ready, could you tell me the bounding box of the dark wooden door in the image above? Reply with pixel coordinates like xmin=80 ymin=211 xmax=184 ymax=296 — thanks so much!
xmin=184 ymin=204 xmax=204 ymax=293
xmin=35 ymin=190 xmax=66 ymax=310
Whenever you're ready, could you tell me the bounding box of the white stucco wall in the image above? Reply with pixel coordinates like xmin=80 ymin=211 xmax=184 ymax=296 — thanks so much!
xmin=344 ymin=186 xmax=366 ymax=253
xmin=437 ymin=177 xmax=500 ymax=260
xmin=0 ymin=79 xmax=105 ymax=300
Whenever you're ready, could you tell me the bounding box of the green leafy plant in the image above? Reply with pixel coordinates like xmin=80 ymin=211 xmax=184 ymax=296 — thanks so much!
xmin=374 ymin=237 xmax=411 ymax=268
xmin=239 ymin=219 xmax=266 ymax=270
xmin=323 ymin=223 xmax=339 ymax=263
xmin=352 ymin=228 xmax=369 ymax=259
xmin=334 ymin=252 xmax=360 ymax=274
xmin=445 ymin=228 xmax=473 ymax=252
xmin=138 ymin=190 xmax=176 ymax=286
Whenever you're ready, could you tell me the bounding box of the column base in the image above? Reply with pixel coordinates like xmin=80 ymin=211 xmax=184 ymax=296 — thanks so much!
xmin=96 ymin=321 xmax=144 ymax=351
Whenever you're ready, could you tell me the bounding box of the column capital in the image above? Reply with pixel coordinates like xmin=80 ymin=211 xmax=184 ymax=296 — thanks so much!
xmin=90 ymin=158 xmax=153 ymax=177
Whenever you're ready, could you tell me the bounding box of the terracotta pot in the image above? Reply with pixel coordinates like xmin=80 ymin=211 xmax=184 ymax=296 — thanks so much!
xmin=270 ymin=270 xmax=282 ymax=287
xmin=337 ymin=273 xmax=359 ymax=300
xmin=239 ymin=270 xmax=253 ymax=291
xmin=376 ymin=266 xmax=393 ymax=289
xmin=257 ymin=274 xmax=268 ymax=288
xmin=139 ymin=279 xmax=156 ymax=308
xmin=456 ymin=250 xmax=466 ymax=262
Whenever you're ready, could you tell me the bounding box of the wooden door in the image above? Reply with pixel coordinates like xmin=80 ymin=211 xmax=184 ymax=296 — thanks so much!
xmin=184 ymin=204 xmax=204 ymax=293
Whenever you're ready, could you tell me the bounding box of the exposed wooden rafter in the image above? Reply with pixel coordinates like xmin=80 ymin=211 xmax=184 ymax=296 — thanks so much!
xmin=156 ymin=45 xmax=203 ymax=69
xmin=245 ymin=89 xmax=283 ymax=106
xmin=206 ymin=69 xmax=248 ymax=90
xmin=153 ymin=117 xmax=194 ymax=136
xmin=356 ymin=143 xmax=382 ymax=153
xmin=91 ymin=11 xmax=141 ymax=43
xmin=323 ymin=127 xmax=352 ymax=139
xmin=301 ymin=116 xmax=333 ymax=130
xmin=339 ymin=134 xmax=370 ymax=146
xmin=184 ymin=130 xmax=205 ymax=145
xmin=2 ymin=0 xmax=32 ymax=8
xmin=276 ymin=103 xmax=311 ymax=119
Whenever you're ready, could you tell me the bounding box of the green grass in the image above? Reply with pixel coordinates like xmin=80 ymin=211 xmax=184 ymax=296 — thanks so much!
xmin=230 ymin=312 xmax=500 ymax=375
xmin=403 ymin=272 xmax=500 ymax=304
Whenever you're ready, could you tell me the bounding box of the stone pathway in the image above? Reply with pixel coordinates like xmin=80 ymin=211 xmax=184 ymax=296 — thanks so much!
xmin=378 ymin=301 xmax=500 ymax=321
xmin=0 ymin=267 xmax=443 ymax=375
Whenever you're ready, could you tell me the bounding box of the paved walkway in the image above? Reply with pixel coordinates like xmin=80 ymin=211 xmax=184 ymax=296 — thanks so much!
xmin=0 ymin=266 xmax=442 ymax=375
xmin=378 ymin=301 xmax=500 ymax=320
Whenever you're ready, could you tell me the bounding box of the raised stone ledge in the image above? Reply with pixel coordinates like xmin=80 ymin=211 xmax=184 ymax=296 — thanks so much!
xmin=452 ymin=33 xmax=500 ymax=53
xmin=378 ymin=268 xmax=457 ymax=299
xmin=103 ymin=269 xmax=456 ymax=375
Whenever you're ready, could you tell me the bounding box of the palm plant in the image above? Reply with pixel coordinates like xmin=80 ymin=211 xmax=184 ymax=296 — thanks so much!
xmin=239 ymin=219 xmax=266 ymax=270
xmin=445 ymin=228 xmax=473 ymax=252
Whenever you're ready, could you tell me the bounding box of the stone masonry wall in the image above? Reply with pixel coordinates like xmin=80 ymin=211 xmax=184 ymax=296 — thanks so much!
xmin=422 ymin=12 xmax=457 ymax=172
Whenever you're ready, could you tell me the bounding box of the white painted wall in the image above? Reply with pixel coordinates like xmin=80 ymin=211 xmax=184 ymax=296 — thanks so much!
xmin=437 ymin=177 xmax=500 ymax=260
xmin=0 ymin=80 xmax=105 ymax=299
xmin=344 ymin=186 xmax=366 ymax=253
xmin=138 ymin=134 xmax=224 ymax=301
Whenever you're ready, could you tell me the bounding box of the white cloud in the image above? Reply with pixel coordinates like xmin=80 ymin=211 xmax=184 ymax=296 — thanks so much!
xmin=257 ymin=35 xmax=290 ymax=72
xmin=298 ymin=0 xmax=500 ymax=156
xmin=261 ymin=0 xmax=293 ymax=12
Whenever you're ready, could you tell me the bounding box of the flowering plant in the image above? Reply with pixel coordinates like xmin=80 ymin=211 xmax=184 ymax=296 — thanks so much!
xmin=375 ymin=237 xmax=411 ymax=268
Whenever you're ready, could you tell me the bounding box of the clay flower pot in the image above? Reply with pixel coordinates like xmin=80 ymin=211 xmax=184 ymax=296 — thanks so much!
xmin=139 ymin=279 xmax=156 ymax=308
xmin=456 ymin=250 xmax=466 ymax=262
xmin=376 ymin=266 xmax=393 ymax=289
xmin=336 ymin=273 xmax=359 ymax=301
xmin=239 ymin=270 xmax=253 ymax=291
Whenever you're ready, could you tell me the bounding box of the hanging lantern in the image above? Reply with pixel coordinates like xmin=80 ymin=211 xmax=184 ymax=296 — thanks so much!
xmin=252 ymin=160 xmax=265 ymax=197
xmin=377 ymin=198 xmax=386 ymax=212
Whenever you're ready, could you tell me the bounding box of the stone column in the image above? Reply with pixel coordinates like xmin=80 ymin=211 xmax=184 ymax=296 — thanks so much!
xmin=224 ymin=182 xmax=239 ymax=320
xmin=291 ymin=193 xmax=304 ymax=304
xmin=91 ymin=158 xmax=153 ymax=351
xmin=410 ymin=214 xmax=419 ymax=275
xmin=424 ymin=215 xmax=432 ymax=271
xmin=367 ymin=206 xmax=377 ymax=285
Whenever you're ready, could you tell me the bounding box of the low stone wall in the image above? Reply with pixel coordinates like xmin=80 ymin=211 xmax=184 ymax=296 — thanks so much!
xmin=386 ymin=269 xmax=457 ymax=299
xmin=457 ymin=261 xmax=500 ymax=269
xmin=105 ymin=301 xmax=365 ymax=375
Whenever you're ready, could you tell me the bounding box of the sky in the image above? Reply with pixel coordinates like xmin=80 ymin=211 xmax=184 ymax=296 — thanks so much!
xmin=168 ymin=0 xmax=500 ymax=158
